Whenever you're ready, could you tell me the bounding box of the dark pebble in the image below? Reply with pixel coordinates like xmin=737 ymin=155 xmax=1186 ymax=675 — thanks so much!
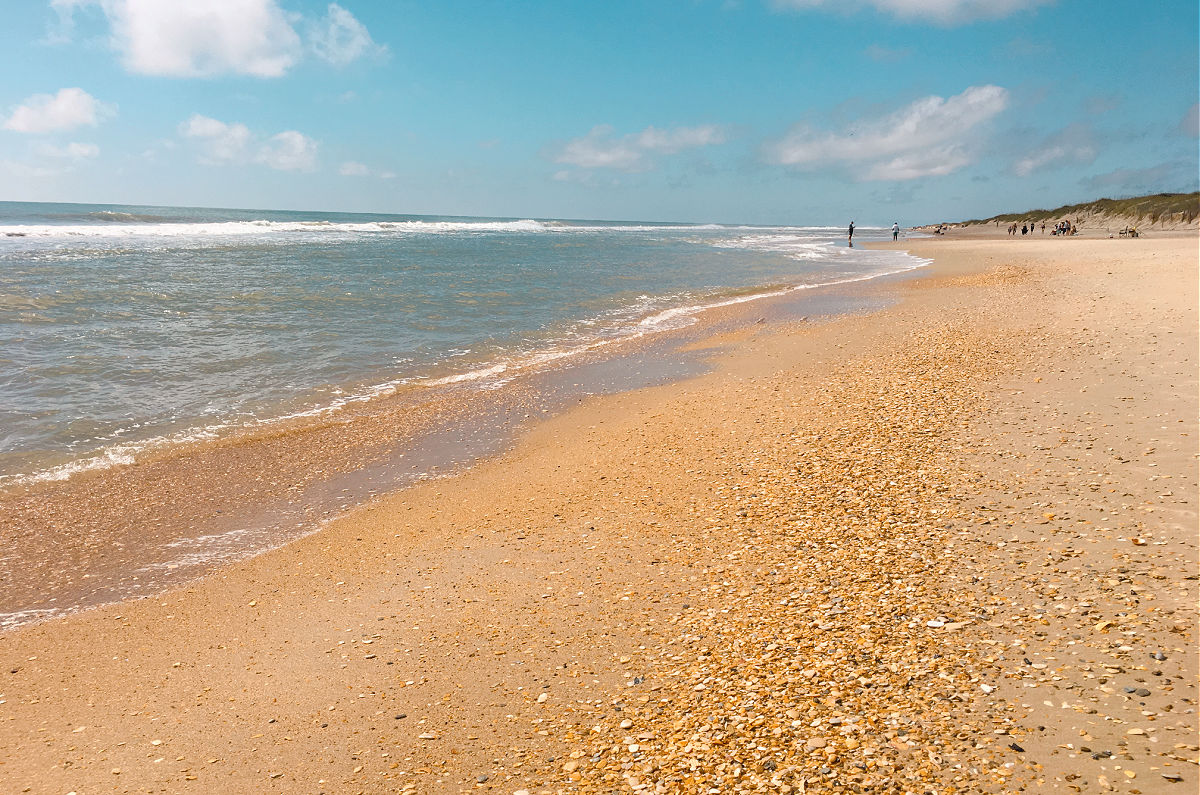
xmin=1009 ymin=742 xmax=1024 ymax=752
xmin=1135 ymin=688 xmax=1151 ymax=697
xmin=1123 ymin=687 xmax=1137 ymax=693
xmin=395 ymin=714 xmax=406 ymax=719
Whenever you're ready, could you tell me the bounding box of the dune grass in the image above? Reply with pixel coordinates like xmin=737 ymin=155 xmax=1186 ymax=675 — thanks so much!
xmin=963 ymin=192 xmax=1200 ymax=226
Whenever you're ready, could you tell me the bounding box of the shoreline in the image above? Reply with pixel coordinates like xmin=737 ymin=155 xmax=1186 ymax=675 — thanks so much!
xmin=0 ymin=248 xmax=922 ymax=630
xmin=0 ymin=234 xmax=1195 ymax=793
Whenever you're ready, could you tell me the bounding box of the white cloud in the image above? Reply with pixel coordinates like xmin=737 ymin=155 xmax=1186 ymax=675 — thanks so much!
xmin=52 ymin=0 xmax=384 ymax=77
xmin=255 ymin=130 xmax=318 ymax=171
xmin=3 ymin=87 xmax=113 ymax=133
xmin=1181 ymin=103 xmax=1200 ymax=138
xmin=772 ymin=0 xmax=1051 ymax=25
xmin=309 ymin=3 xmax=385 ymax=65
xmin=1014 ymin=124 xmax=1097 ymax=177
xmin=51 ymin=0 xmax=301 ymax=77
xmin=339 ymin=160 xmax=369 ymax=176
xmin=180 ymin=114 xmax=252 ymax=163
xmin=180 ymin=114 xmax=316 ymax=171
xmin=1084 ymin=161 xmax=1198 ymax=194
xmin=37 ymin=141 xmax=100 ymax=159
xmin=764 ymin=84 xmax=1009 ymax=180
xmin=866 ymin=145 xmax=971 ymax=181
xmin=552 ymin=124 xmax=727 ymax=172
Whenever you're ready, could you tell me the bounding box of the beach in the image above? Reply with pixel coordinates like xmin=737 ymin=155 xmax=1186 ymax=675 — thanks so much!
xmin=0 ymin=232 xmax=1196 ymax=794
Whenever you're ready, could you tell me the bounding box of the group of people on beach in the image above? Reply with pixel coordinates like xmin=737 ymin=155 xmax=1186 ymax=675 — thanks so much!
xmin=1007 ymin=219 xmax=1077 ymax=236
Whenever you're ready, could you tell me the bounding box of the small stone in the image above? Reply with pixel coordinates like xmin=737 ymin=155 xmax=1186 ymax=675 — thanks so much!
xmin=419 ymin=732 xmax=439 ymax=740
xmin=477 ymin=775 xmax=489 ymax=783
xmin=536 ymin=693 xmax=548 ymax=703
xmin=620 ymin=719 xmax=633 ymax=729
xmin=1126 ymin=728 xmax=1145 ymax=735
xmin=1135 ymin=688 xmax=1151 ymax=697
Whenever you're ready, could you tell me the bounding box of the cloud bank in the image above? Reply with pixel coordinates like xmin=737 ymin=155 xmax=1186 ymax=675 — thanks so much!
xmin=551 ymin=124 xmax=727 ymax=173
xmin=51 ymin=0 xmax=381 ymax=77
xmin=772 ymin=0 xmax=1052 ymax=25
xmin=764 ymin=84 xmax=1009 ymax=180
xmin=3 ymin=87 xmax=113 ymax=133
xmin=180 ymin=114 xmax=316 ymax=171
xmin=1014 ymin=124 xmax=1096 ymax=177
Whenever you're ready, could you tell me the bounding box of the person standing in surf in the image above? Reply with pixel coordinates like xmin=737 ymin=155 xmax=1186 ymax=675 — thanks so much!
xmin=848 ymin=221 xmax=855 ymax=247
xmin=892 ymin=221 xmax=899 ymax=241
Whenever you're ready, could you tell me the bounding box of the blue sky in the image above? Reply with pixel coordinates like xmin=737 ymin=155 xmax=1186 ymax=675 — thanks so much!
xmin=1 ymin=0 xmax=1196 ymax=224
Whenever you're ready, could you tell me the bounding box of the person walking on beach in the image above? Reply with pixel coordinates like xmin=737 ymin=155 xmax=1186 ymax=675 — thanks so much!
xmin=848 ymin=221 xmax=855 ymax=246
xmin=892 ymin=221 xmax=900 ymax=241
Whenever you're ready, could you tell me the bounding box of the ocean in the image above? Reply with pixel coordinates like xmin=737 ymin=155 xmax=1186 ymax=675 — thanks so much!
xmin=0 ymin=200 xmax=923 ymax=488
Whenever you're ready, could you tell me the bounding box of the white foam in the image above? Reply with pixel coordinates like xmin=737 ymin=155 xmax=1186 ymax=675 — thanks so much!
xmin=0 ymin=245 xmax=930 ymax=489
xmin=0 ymin=606 xmax=67 ymax=631
xmin=0 ymin=219 xmax=834 ymax=241
xmin=0 ymin=218 xmax=553 ymax=239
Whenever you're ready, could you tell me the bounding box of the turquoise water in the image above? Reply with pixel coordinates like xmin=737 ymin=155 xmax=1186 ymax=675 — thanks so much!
xmin=0 ymin=201 xmax=922 ymax=484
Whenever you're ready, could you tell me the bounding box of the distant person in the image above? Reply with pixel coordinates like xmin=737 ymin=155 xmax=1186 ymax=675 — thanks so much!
xmin=1040 ymin=221 xmax=1046 ymax=234
xmin=1021 ymin=223 xmax=1028 ymax=235
xmin=892 ymin=221 xmax=900 ymax=241
xmin=848 ymin=221 xmax=855 ymax=246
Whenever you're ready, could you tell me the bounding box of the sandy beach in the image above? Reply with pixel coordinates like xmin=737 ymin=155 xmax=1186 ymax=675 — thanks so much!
xmin=1 ymin=232 xmax=1196 ymax=794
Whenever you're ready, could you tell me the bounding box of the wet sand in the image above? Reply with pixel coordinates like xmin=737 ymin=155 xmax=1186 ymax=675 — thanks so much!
xmin=0 ymin=266 xmax=889 ymax=630
xmin=0 ymin=234 xmax=1195 ymax=793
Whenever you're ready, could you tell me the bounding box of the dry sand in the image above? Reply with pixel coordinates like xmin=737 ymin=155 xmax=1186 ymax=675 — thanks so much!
xmin=0 ymin=234 xmax=1195 ymax=794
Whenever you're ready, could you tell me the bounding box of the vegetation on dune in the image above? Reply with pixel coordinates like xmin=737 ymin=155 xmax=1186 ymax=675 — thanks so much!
xmin=962 ymin=192 xmax=1200 ymax=226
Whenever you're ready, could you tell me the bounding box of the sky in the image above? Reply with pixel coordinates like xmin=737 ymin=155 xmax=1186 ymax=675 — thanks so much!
xmin=1 ymin=0 xmax=1196 ymax=225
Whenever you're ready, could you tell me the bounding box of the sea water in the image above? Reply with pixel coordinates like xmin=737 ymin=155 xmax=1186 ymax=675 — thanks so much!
xmin=0 ymin=201 xmax=924 ymax=486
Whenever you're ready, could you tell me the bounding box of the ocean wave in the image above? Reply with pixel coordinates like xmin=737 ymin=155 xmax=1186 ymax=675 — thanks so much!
xmin=0 ymin=218 xmax=554 ymax=239
xmin=0 ymin=246 xmax=930 ymax=490
xmin=0 ymin=218 xmax=828 ymax=241
xmin=87 ymin=210 xmax=186 ymax=223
